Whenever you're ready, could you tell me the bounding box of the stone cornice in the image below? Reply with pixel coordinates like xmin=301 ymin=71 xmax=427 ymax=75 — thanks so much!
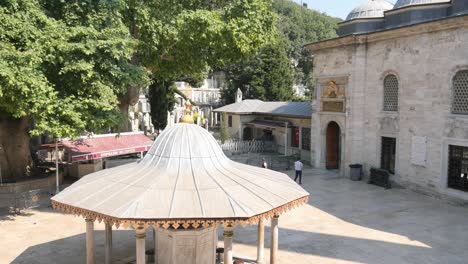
xmin=338 ymin=17 xmax=385 ymax=26
xmin=386 ymin=2 xmax=451 ymax=15
xmin=305 ymin=14 xmax=468 ymax=52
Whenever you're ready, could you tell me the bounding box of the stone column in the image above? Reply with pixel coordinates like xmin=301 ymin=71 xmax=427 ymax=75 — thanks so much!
xmin=135 ymin=226 xmax=147 ymax=264
xmin=284 ymin=122 xmax=288 ymax=156
xmin=153 ymin=227 xmax=157 ymax=262
xmin=256 ymin=219 xmax=265 ymax=264
xmin=85 ymin=218 xmax=95 ymax=264
xmin=223 ymin=226 xmax=234 ymax=264
xmin=270 ymin=215 xmax=279 ymax=264
xmin=105 ymin=223 xmax=112 ymax=264
xmin=239 ymin=122 xmax=243 ymax=140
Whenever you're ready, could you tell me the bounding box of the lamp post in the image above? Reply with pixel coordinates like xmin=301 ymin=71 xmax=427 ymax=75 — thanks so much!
xmin=55 ymin=139 xmax=60 ymax=194
xmin=284 ymin=122 xmax=288 ymax=156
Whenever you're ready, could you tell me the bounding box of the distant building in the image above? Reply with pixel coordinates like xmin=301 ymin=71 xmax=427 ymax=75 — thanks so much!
xmin=170 ymin=72 xmax=224 ymax=127
xmin=128 ymin=93 xmax=154 ymax=134
xmin=213 ymin=92 xmax=313 ymax=162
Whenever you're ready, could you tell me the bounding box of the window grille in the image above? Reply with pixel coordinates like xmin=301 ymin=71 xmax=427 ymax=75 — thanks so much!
xmin=452 ymin=70 xmax=468 ymax=115
xmin=383 ymin=75 xmax=399 ymax=112
xmin=301 ymin=128 xmax=311 ymax=151
xmin=448 ymin=145 xmax=468 ymax=192
xmin=381 ymin=137 xmax=396 ymax=174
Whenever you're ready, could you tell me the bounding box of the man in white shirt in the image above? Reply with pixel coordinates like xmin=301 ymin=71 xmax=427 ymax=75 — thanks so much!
xmin=294 ymin=158 xmax=304 ymax=184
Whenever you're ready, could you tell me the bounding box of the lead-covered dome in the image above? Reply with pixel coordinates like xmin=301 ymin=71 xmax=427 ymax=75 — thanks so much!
xmin=346 ymin=0 xmax=394 ymax=21
xmin=52 ymin=123 xmax=309 ymax=228
xmin=393 ymin=0 xmax=451 ymax=9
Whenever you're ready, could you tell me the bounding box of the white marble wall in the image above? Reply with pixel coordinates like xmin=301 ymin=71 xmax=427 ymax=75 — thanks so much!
xmin=310 ymin=17 xmax=468 ymax=200
xmin=156 ymin=227 xmax=217 ymax=264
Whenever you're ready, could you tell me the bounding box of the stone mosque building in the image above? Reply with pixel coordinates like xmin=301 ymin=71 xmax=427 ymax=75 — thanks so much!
xmin=305 ymin=0 xmax=468 ymax=201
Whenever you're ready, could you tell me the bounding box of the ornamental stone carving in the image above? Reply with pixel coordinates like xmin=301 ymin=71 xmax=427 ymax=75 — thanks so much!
xmin=379 ymin=116 xmax=399 ymax=133
xmin=445 ymin=119 xmax=468 ymax=139
xmin=318 ymin=78 xmax=347 ymax=113
xmin=322 ymin=81 xmax=346 ymax=99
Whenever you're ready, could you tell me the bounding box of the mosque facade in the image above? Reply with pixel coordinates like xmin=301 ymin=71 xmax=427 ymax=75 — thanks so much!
xmin=305 ymin=0 xmax=468 ymax=201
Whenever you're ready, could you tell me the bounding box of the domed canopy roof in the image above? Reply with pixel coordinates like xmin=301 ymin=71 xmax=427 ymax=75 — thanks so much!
xmin=393 ymin=0 xmax=451 ymax=9
xmin=346 ymin=0 xmax=394 ymax=21
xmin=52 ymin=123 xmax=309 ymax=228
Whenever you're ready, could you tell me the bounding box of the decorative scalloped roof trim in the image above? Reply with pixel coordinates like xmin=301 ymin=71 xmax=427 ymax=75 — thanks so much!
xmin=51 ymin=196 xmax=309 ymax=230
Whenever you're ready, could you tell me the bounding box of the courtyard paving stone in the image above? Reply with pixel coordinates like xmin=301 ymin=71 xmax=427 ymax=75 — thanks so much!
xmin=1 ymin=168 xmax=468 ymax=264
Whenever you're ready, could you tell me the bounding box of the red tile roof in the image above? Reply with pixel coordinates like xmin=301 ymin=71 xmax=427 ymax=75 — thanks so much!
xmin=61 ymin=133 xmax=153 ymax=162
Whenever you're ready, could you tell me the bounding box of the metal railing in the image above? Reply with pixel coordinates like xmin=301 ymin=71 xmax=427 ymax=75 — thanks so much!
xmin=247 ymin=155 xmax=294 ymax=171
xmin=227 ymin=153 xmax=295 ymax=171
xmin=219 ymin=139 xmax=277 ymax=154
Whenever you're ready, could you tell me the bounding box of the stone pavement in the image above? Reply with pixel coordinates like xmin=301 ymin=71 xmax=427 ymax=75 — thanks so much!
xmin=1 ymin=168 xmax=468 ymax=264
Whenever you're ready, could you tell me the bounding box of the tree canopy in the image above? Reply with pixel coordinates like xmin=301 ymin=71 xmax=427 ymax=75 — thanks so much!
xmin=0 ymin=0 xmax=148 ymax=138
xmin=0 ymin=0 xmax=277 ymax=179
xmin=128 ymin=0 xmax=277 ymax=129
xmin=221 ymin=0 xmax=341 ymax=103
xmin=273 ymin=0 xmax=341 ymax=61
xmin=223 ymin=39 xmax=294 ymax=102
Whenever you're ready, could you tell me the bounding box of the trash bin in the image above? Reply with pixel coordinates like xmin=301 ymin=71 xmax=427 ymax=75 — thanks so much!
xmin=349 ymin=164 xmax=362 ymax=181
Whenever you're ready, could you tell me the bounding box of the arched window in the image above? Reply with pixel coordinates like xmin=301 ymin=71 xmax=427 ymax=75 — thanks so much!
xmin=383 ymin=75 xmax=399 ymax=112
xmin=452 ymin=70 xmax=468 ymax=115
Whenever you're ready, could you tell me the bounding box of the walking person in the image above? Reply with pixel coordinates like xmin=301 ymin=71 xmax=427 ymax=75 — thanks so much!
xmin=294 ymin=158 xmax=303 ymax=184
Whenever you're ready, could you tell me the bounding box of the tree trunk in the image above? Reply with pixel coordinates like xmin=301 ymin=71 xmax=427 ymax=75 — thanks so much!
xmin=118 ymin=86 xmax=140 ymax=132
xmin=0 ymin=112 xmax=33 ymax=182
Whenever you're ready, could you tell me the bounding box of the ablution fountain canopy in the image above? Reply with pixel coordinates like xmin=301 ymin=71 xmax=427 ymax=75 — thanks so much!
xmin=52 ymin=105 xmax=309 ymax=264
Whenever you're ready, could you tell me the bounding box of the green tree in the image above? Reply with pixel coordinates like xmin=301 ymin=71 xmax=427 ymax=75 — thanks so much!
xmin=273 ymin=0 xmax=340 ymax=90
xmin=223 ymin=39 xmax=295 ymax=103
xmin=0 ymin=0 xmax=147 ymax=181
xmin=0 ymin=0 xmax=276 ymax=180
xmin=124 ymin=0 xmax=277 ymax=130
xmin=273 ymin=0 xmax=340 ymax=60
xmin=149 ymin=80 xmax=177 ymax=131
xmin=221 ymin=0 xmax=340 ymax=102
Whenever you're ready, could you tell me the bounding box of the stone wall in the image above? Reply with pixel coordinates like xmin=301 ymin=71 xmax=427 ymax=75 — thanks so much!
xmin=309 ymin=16 xmax=468 ymax=200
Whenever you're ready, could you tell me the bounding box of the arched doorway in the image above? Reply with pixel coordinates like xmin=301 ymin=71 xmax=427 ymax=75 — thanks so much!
xmin=326 ymin=122 xmax=341 ymax=169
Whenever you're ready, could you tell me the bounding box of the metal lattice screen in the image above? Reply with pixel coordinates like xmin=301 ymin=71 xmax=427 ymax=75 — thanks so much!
xmin=452 ymin=70 xmax=468 ymax=115
xmin=383 ymin=75 xmax=399 ymax=112
xmin=301 ymin=128 xmax=311 ymax=151
xmin=448 ymin=145 xmax=468 ymax=192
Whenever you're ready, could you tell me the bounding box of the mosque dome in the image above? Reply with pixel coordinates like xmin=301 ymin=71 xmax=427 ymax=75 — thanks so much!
xmin=345 ymin=0 xmax=394 ymax=21
xmin=393 ymin=0 xmax=451 ymax=9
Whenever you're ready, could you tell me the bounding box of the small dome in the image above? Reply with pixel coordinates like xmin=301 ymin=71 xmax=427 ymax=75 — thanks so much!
xmin=393 ymin=0 xmax=451 ymax=9
xmin=142 ymin=123 xmax=225 ymax=160
xmin=346 ymin=0 xmax=394 ymax=21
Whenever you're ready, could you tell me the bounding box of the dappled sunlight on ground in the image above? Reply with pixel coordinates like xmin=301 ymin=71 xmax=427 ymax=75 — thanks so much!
xmin=291 ymin=204 xmax=432 ymax=249
xmin=1 ymin=168 xmax=468 ymax=264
